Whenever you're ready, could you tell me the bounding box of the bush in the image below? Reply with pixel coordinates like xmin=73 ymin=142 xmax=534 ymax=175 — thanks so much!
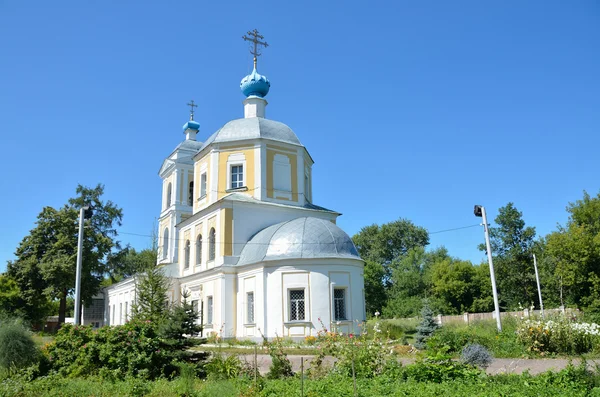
xmin=460 ymin=343 xmax=493 ymax=369
xmin=205 ymin=353 xmax=242 ymax=380
xmin=0 ymin=318 xmax=39 ymax=372
xmin=516 ymin=317 xmax=600 ymax=354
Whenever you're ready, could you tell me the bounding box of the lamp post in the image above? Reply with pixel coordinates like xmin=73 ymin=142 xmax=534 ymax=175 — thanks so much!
xmin=474 ymin=205 xmax=502 ymax=332
xmin=74 ymin=206 xmax=93 ymax=325
xmin=533 ymin=254 xmax=544 ymax=318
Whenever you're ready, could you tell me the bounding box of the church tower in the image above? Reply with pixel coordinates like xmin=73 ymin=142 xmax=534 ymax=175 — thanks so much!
xmin=157 ymin=102 xmax=203 ymax=273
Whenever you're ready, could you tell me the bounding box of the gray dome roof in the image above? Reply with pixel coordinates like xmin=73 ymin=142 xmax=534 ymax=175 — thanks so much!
xmin=237 ymin=217 xmax=360 ymax=266
xmin=200 ymin=118 xmax=302 ymax=151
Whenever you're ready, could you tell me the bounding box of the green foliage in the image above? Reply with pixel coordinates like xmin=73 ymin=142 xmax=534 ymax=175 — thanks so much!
xmin=427 ymin=318 xmax=526 ymax=358
xmin=105 ymin=247 xmax=158 ymax=285
xmin=0 ymin=276 xmax=21 ymax=319
xmin=516 ymin=317 xmax=600 ymax=355
xmin=403 ymin=350 xmax=482 ymax=383
xmin=45 ymin=302 xmax=206 ymax=380
xmin=415 ymin=302 xmax=438 ymax=349
xmin=159 ymin=292 xmax=202 ymax=350
xmin=7 ymin=184 xmax=124 ymax=326
xmin=0 ymin=319 xmax=39 ymax=372
xmin=353 ymin=219 xmax=429 ymax=316
xmin=205 ymin=353 xmax=242 ymax=380
xmin=262 ymin=336 xmax=294 ymax=379
xmin=131 ymin=264 xmax=171 ymax=325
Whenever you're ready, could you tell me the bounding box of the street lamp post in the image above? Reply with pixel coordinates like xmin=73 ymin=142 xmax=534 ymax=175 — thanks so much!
xmin=74 ymin=206 xmax=92 ymax=325
xmin=533 ymin=254 xmax=544 ymax=319
xmin=474 ymin=205 xmax=502 ymax=332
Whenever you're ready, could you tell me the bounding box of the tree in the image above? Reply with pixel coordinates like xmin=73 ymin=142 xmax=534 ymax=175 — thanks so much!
xmin=105 ymin=247 xmax=157 ymax=285
xmin=414 ymin=301 xmax=438 ymax=349
xmin=7 ymin=184 xmax=123 ymax=325
xmin=383 ymin=248 xmax=430 ymax=318
xmin=353 ymin=218 xmax=429 ymax=317
xmin=0 ymin=275 xmax=22 ymax=319
xmin=479 ymin=203 xmax=537 ymax=310
xmin=131 ymin=264 xmax=171 ymax=324
xmin=543 ymin=191 xmax=600 ymax=309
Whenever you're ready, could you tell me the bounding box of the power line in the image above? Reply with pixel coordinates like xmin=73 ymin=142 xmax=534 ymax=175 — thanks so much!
xmin=428 ymin=224 xmax=481 ymax=235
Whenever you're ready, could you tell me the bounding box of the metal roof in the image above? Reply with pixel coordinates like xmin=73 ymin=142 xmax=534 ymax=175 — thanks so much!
xmin=199 ymin=118 xmax=302 ymax=152
xmin=237 ymin=217 xmax=360 ymax=266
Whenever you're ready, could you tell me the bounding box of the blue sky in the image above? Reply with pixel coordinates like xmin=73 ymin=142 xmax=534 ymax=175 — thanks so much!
xmin=1 ymin=1 xmax=599 ymax=272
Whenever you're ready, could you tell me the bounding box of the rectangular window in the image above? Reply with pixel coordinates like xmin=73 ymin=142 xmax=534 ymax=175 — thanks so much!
xmin=247 ymin=292 xmax=255 ymax=324
xmin=289 ymin=289 xmax=305 ymax=321
xmin=191 ymin=299 xmax=199 ymax=313
xmin=119 ymin=303 xmax=123 ymax=324
xmin=200 ymin=173 xmax=207 ymax=198
xmin=207 ymin=296 xmax=213 ymax=324
xmin=231 ymin=165 xmax=244 ymax=189
xmin=124 ymin=301 xmax=128 ymax=322
xmin=112 ymin=304 xmax=115 ymax=325
xmin=334 ymin=288 xmax=347 ymax=321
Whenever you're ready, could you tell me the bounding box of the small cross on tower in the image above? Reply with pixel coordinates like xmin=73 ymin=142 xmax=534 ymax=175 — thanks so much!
xmin=187 ymin=100 xmax=198 ymax=121
xmin=242 ymin=29 xmax=269 ymax=69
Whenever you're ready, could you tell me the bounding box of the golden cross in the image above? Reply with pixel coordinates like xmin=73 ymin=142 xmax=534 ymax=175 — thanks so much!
xmin=242 ymin=29 xmax=269 ymax=69
xmin=187 ymin=100 xmax=198 ymax=120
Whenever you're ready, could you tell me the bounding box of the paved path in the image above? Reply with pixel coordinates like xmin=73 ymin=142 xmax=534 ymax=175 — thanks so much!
xmin=231 ymin=354 xmax=596 ymax=375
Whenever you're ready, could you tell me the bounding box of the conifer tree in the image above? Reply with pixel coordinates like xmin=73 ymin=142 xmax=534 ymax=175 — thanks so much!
xmin=415 ymin=301 xmax=438 ymax=349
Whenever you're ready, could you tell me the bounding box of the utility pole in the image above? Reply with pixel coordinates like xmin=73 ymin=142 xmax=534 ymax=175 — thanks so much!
xmin=474 ymin=205 xmax=502 ymax=332
xmin=533 ymin=254 xmax=544 ymax=318
xmin=74 ymin=206 xmax=92 ymax=325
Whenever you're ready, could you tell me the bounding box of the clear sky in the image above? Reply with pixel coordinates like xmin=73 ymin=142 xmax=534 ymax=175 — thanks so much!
xmin=1 ymin=1 xmax=599 ymax=272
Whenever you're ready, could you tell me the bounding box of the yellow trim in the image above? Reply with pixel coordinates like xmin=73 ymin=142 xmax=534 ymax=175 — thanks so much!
xmin=217 ymin=148 xmax=255 ymax=199
xmin=194 ymin=154 xmax=210 ymax=213
xmin=220 ymin=208 xmax=233 ymax=256
xmin=266 ymin=143 xmax=297 ymax=153
xmin=266 ymin=149 xmax=298 ymax=201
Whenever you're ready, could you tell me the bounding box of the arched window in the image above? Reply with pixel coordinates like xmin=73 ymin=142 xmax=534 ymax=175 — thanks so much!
xmin=188 ymin=181 xmax=194 ymax=206
xmin=184 ymin=240 xmax=190 ymax=269
xmin=163 ymin=228 xmax=169 ymax=259
xmin=196 ymin=235 xmax=203 ymax=266
xmin=166 ymin=182 xmax=172 ymax=207
xmin=208 ymin=228 xmax=216 ymax=261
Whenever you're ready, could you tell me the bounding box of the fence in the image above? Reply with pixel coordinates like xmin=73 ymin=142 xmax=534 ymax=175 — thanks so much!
xmin=434 ymin=307 xmax=578 ymax=326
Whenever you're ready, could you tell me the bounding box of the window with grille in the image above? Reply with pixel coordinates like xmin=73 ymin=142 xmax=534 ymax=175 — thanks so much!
xmin=196 ymin=235 xmax=202 ymax=265
xmin=191 ymin=300 xmax=199 ymax=313
xmin=200 ymin=173 xmax=207 ymax=198
xmin=207 ymin=296 xmax=213 ymax=324
xmin=289 ymin=289 xmax=305 ymax=321
xmin=188 ymin=181 xmax=194 ymax=206
xmin=231 ymin=165 xmax=244 ymax=189
xmin=247 ymin=292 xmax=255 ymax=324
xmin=208 ymin=228 xmax=216 ymax=261
xmin=334 ymin=288 xmax=347 ymax=321
xmin=184 ymin=240 xmax=190 ymax=269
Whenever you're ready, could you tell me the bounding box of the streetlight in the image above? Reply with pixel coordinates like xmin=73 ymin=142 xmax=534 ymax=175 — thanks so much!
xmin=474 ymin=205 xmax=502 ymax=332
xmin=74 ymin=206 xmax=93 ymax=325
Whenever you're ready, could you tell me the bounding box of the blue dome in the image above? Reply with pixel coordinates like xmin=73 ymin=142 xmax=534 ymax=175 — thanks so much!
xmin=240 ymin=68 xmax=270 ymax=98
xmin=182 ymin=120 xmax=200 ymax=132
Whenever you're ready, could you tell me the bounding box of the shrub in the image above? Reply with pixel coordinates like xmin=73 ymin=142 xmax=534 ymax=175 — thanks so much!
xmin=403 ymin=350 xmax=482 ymax=383
xmin=460 ymin=343 xmax=493 ymax=369
xmin=205 ymin=353 xmax=242 ymax=380
xmin=516 ymin=318 xmax=600 ymax=354
xmin=263 ymin=336 xmax=294 ymax=379
xmin=415 ymin=303 xmax=438 ymax=349
xmin=0 ymin=319 xmax=39 ymax=372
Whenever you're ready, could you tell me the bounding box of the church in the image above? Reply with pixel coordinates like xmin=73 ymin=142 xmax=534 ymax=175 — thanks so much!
xmin=105 ymin=31 xmax=365 ymax=340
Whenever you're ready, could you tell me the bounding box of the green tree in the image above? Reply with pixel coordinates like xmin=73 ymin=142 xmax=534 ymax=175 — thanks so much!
xmin=131 ymin=264 xmax=171 ymax=324
xmin=105 ymin=247 xmax=157 ymax=285
xmin=0 ymin=275 xmax=21 ymax=318
xmin=544 ymin=191 xmax=600 ymax=309
xmin=479 ymin=203 xmax=537 ymax=310
xmin=353 ymin=218 xmax=429 ymax=317
xmin=7 ymin=184 xmax=123 ymax=326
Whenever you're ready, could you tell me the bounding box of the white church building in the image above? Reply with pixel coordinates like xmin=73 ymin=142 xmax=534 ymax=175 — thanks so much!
xmin=105 ymin=31 xmax=365 ymax=339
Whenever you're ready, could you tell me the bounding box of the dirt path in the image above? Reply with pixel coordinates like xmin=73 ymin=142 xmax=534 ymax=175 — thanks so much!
xmin=234 ymin=354 xmax=596 ymax=375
